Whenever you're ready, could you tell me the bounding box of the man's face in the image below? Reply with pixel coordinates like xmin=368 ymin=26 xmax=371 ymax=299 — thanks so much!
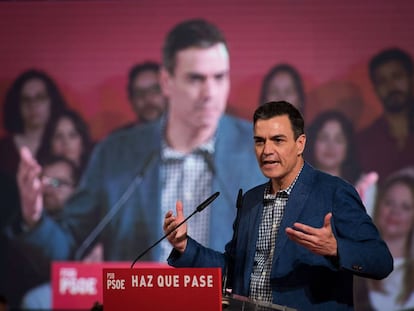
xmin=254 ymin=115 xmax=305 ymax=191
xmin=372 ymin=60 xmax=414 ymax=114
xmin=42 ymin=162 xmax=75 ymax=214
xmin=130 ymin=70 xmax=167 ymax=123
xmin=161 ymin=43 xmax=230 ymax=132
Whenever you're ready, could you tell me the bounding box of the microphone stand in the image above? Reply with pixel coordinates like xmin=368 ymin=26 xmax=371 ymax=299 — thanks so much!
xmin=74 ymin=152 xmax=157 ymax=261
xmin=130 ymin=191 xmax=220 ymax=268
xmin=222 ymin=188 xmax=243 ymax=308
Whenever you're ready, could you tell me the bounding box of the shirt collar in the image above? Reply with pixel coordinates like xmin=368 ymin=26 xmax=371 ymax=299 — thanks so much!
xmin=160 ymin=115 xmax=215 ymax=161
xmin=264 ymin=163 xmax=304 ymax=199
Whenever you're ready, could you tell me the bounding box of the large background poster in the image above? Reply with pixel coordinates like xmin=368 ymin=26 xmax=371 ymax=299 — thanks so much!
xmin=1 ymin=0 xmax=413 ymax=139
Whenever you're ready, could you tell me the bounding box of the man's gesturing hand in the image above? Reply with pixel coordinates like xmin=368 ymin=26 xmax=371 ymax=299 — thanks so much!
xmin=163 ymin=201 xmax=188 ymax=253
xmin=285 ymin=212 xmax=337 ymax=257
xmin=18 ymin=146 xmax=43 ymax=229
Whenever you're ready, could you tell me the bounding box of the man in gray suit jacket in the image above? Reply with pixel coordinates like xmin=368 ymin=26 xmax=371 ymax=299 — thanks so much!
xmin=164 ymin=101 xmax=393 ymax=310
xmin=7 ymin=17 xmax=265 ymax=286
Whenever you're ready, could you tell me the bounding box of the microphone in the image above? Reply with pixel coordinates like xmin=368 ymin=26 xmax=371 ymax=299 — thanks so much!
xmin=130 ymin=191 xmax=220 ymax=268
xmin=74 ymin=151 xmax=158 ymax=260
xmin=222 ymin=188 xmax=243 ymax=305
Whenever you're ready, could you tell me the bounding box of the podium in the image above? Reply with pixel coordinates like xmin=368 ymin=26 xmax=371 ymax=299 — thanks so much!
xmin=223 ymin=294 xmax=297 ymax=311
xmin=51 ymin=261 xmax=168 ymax=310
xmin=103 ymin=267 xmax=297 ymax=311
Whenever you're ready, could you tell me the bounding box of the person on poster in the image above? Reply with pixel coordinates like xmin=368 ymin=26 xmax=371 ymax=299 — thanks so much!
xmin=4 ymin=18 xmax=265 ymax=281
xmin=356 ymin=48 xmax=414 ymax=181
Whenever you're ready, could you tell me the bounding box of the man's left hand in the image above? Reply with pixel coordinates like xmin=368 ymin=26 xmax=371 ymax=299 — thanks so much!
xmin=285 ymin=212 xmax=337 ymax=257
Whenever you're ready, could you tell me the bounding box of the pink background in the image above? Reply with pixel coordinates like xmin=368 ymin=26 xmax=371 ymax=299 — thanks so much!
xmin=1 ymin=0 xmax=414 ymax=139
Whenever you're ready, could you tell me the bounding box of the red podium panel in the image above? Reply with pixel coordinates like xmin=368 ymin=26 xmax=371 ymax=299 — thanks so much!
xmin=103 ymin=267 xmax=222 ymax=311
xmin=51 ymin=261 xmax=168 ymax=310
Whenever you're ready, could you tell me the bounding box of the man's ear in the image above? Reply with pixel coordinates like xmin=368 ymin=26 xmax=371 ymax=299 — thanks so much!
xmin=297 ymin=134 xmax=306 ymax=156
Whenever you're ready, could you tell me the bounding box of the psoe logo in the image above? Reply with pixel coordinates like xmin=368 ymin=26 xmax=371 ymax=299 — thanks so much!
xmin=106 ymin=272 xmax=126 ymax=290
xmin=59 ymin=268 xmax=97 ymax=295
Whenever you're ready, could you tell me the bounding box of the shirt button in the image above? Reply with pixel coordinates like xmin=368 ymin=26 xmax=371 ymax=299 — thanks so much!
xmin=262 ymin=271 xmax=266 ymax=276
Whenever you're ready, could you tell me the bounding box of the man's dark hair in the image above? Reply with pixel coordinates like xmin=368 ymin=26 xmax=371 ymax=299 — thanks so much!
xmin=258 ymin=63 xmax=306 ymax=115
xmin=3 ymin=69 xmax=67 ymax=134
xmin=162 ymin=18 xmax=228 ymax=74
xmin=127 ymin=61 xmax=160 ymax=99
xmin=369 ymin=47 xmax=414 ymax=83
xmin=253 ymin=101 xmax=304 ymax=140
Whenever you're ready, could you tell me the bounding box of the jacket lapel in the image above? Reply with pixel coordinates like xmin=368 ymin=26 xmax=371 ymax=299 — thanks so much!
xmin=209 ymin=119 xmax=241 ymax=249
xmin=272 ymin=163 xmax=313 ymax=264
xmin=242 ymin=185 xmax=266 ymax=293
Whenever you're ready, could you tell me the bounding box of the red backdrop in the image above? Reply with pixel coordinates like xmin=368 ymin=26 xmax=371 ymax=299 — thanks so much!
xmin=1 ymin=0 xmax=414 ymax=139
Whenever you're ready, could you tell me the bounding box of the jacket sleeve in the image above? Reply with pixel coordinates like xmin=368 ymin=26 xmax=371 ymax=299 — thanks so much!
xmin=167 ymin=236 xmax=227 ymax=270
xmin=3 ymin=141 xmax=108 ymax=279
xmin=332 ymin=182 xmax=393 ymax=280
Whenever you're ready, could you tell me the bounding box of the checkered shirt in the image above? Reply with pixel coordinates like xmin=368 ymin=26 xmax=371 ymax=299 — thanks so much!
xmin=249 ymin=167 xmax=303 ymax=303
xmin=159 ymin=137 xmax=215 ymax=262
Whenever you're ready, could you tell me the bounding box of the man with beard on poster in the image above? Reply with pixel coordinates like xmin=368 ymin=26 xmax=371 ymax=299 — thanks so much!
xmin=357 ymin=48 xmax=414 ymax=180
